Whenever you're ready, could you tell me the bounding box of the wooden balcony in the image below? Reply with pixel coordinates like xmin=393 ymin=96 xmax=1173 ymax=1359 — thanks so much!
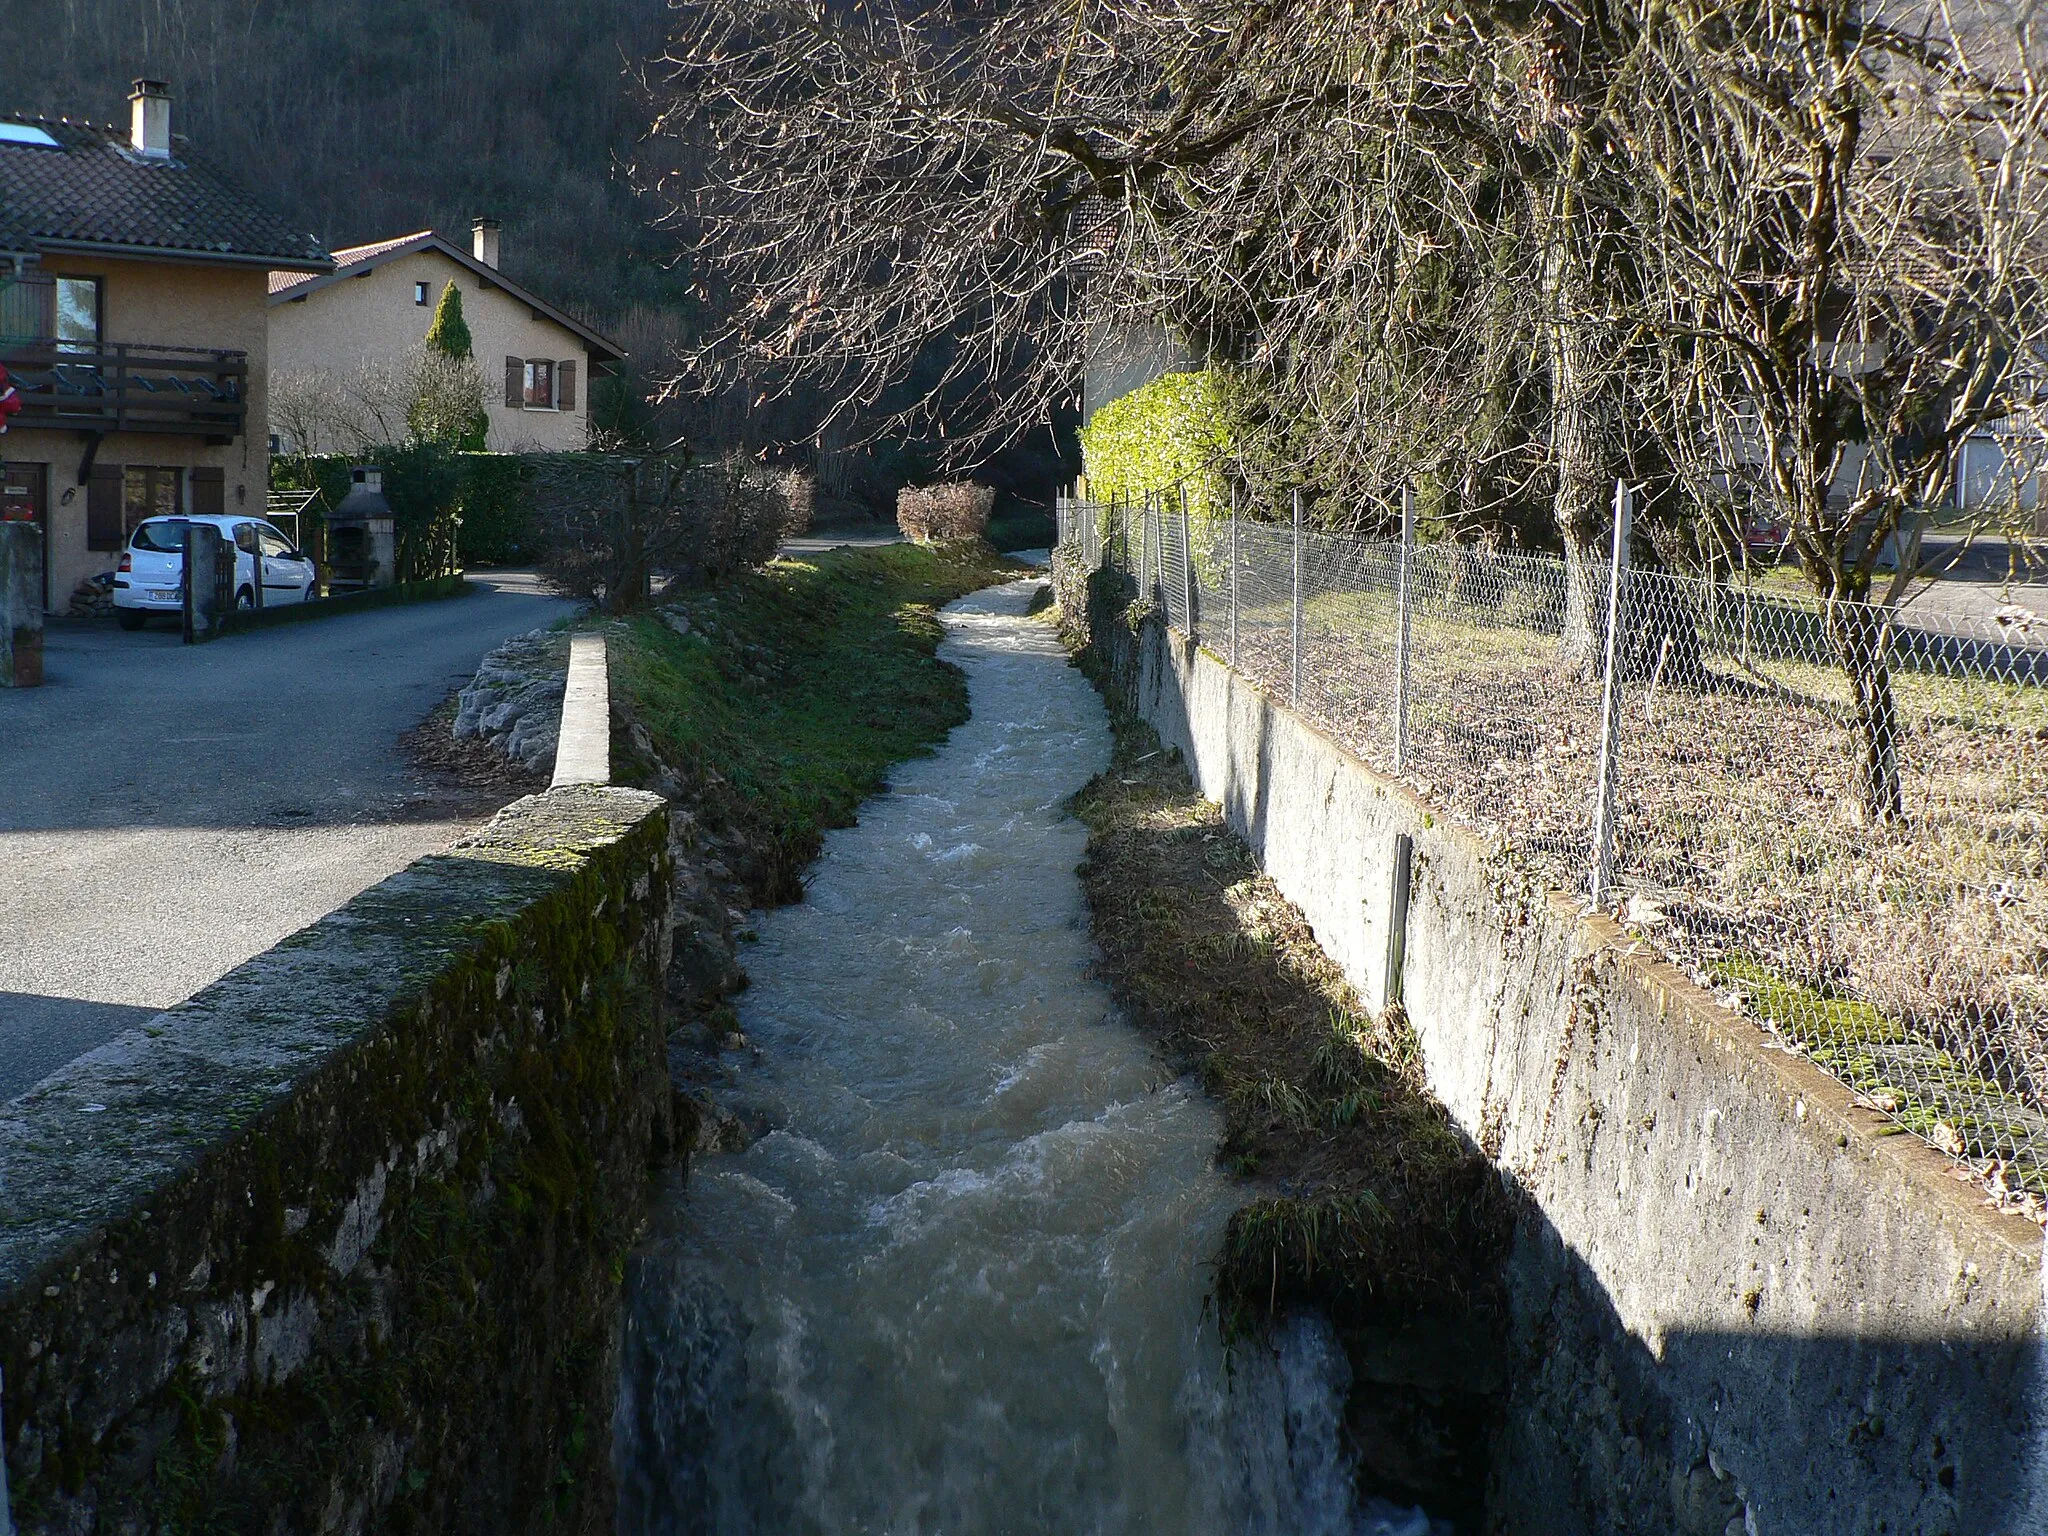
xmin=0 ymin=340 xmax=247 ymax=443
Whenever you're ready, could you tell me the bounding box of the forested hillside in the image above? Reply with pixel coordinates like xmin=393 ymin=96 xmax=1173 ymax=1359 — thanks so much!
xmin=0 ymin=0 xmax=675 ymax=330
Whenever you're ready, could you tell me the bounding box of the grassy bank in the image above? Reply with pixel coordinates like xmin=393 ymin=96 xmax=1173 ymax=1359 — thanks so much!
xmin=1071 ymin=722 xmax=1509 ymax=1336
xmin=1070 ymin=704 xmax=1509 ymax=1519
xmin=610 ymin=541 xmax=1021 ymax=902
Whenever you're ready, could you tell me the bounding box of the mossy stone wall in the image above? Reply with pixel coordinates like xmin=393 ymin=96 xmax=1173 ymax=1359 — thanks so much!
xmin=0 ymin=785 xmax=674 ymax=1534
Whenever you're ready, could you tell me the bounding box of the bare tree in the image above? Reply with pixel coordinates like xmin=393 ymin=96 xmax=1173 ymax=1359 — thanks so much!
xmin=649 ymin=0 xmax=1646 ymax=648
xmin=654 ymin=0 xmax=2048 ymax=755
xmin=649 ymin=0 xmax=1368 ymax=456
xmin=1624 ymin=0 xmax=2048 ymax=818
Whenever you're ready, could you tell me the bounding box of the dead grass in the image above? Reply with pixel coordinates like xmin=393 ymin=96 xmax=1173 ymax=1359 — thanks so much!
xmin=1221 ymin=587 xmax=2048 ymax=1191
xmin=1071 ymin=716 xmax=1510 ymax=1341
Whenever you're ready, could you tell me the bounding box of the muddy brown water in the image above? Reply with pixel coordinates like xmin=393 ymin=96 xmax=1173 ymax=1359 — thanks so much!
xmin=614 ymin=580 xmax=1448 ymax=1535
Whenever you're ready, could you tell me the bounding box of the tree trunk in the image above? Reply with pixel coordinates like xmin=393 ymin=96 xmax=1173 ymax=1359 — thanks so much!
xmin=1537 ymin=172 xmax=1611 ymax=670
xmin=1825 ymin=597 xmax=1904 ymax=824
xmin=1552 ymin=320 xmax=1610 ymax=674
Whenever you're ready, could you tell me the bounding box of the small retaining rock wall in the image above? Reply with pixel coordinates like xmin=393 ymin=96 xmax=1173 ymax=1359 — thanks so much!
xmin=1057 ymin=551 xmax=2047 ymax=1536
xmin=0 ymin=785 xmax=674 ymax=1535
xmin=454 ymin=629 xmax=572 ymax=775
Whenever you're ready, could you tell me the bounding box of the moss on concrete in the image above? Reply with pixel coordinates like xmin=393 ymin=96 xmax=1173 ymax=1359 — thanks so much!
xmin=1713 ymin=955 xmax=2048 ymax=1193
xmin=0 ymin=787 xmax=673 ymax=1534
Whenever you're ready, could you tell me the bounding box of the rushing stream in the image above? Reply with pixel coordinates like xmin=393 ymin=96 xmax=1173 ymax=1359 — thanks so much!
xmin=615 ymin=579 xmax=1447 ymax=1536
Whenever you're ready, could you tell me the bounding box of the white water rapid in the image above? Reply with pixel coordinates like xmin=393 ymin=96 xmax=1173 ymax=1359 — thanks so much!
xmin=614 ymin=579 xmax=1448 ymax=1536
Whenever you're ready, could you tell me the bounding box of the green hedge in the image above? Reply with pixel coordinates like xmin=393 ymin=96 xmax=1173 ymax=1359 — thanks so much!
xmin=271 ymin=449 xmax=543 ymax=570
xmin=1078 ymin=370 xmax=1234 ymax=516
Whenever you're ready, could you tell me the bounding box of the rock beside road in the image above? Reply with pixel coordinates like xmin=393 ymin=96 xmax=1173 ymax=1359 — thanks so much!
xmin=452 ymin=628 xmax=571 ymax=774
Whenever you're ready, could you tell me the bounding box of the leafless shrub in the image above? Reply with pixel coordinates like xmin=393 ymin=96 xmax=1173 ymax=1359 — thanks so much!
xmin=533 ymin=450 xmax=792 ymax=611
xmin=897 ymin=482 xmax=994 ymax=543
xmin=772 ymin=467 xmax=816 ymax=538
xmin=271 ymin=352 xmax=486 ymax=456
xmin=691 ymin=453 xmax=788 ymax=585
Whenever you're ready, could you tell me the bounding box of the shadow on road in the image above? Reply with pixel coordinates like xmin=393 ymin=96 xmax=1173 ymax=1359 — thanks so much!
xmin=0 ymin=993 xmax=163 ymax=1101
xmin=0 ymin=570 xmax=577 ymax=1097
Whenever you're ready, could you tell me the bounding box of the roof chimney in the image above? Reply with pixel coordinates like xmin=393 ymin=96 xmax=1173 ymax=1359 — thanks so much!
xmin=129 ymin=79 xmax=171 ymax=160
xmin=471 ymin=216 xmax=500 ymax=270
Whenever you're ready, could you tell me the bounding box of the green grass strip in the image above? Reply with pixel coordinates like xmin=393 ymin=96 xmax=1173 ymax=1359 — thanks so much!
xmin=608 ymin=541 xmax=1022 ymax=898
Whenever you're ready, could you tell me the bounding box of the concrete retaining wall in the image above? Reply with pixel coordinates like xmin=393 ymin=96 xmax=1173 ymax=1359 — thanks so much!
xmin=1078 ymin=559 xmax=2045 ymax=1533
xmin=0 ymin=783 xmax=673 ymax=1534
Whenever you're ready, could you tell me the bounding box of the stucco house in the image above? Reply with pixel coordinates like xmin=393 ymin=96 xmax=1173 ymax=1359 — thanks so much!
xmin=0 ymin=80 xmax=334 ymax=610
xmin=267 ymin=222 xmax=623 ymax=454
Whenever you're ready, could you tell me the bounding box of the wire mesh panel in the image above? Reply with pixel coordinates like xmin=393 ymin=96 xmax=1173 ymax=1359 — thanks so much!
xmin=1157 ymin=501 xmax=1190 ymax=634
xmin=1058 ymin=499 xmax=2048 ymax=1210
xmin=1604 ymin=569 xmax=2048 ymax=1192
xmin=1402 ymin=547 xmax=1603 ymax=885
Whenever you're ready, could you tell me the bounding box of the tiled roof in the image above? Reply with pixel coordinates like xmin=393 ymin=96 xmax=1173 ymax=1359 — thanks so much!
xmin=0 ymin=113 xmax=332 ymax=270
xmin=268 ymin=230 xmax=429 ymax=296
xmin=267 ymin=230 xmax=625 ymax=363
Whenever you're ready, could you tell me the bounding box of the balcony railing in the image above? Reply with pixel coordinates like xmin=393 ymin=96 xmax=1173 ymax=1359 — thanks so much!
xmin=0 ymin=340 xmax=247 ymax=442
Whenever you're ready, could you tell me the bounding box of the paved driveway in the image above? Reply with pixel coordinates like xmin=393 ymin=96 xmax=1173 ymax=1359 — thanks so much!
xmin=0 ymin=573 xmax=575 ymax=1099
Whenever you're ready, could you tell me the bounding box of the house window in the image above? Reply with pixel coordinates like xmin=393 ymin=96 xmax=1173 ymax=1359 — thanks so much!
xmin=0 ymin=273 xmax=98 ymax=347
xmin=122 ymin=465 xmax=182 ymax=537
xmin=54 ymin=276 xmax=101 ymax=353
xmin=523 ymin=359 xmax=556 ymax=410
xmin=415 ymin=280 xmax=431 ymax=306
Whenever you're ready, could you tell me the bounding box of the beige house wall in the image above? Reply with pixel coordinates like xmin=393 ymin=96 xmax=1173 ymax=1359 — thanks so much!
xmin=1 ymin=256 xmax=272 ymax=608
xmin=268 ymin=248 xmax=593 ymax=455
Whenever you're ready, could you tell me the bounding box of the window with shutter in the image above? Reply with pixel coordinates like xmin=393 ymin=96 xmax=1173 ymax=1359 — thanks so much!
xmin=522 ymin=359 xmax=556 ymax=410
xmin=0 ymin=273 xmax=53 ymax=345
xmin=505 ymin=356 xmax=524 ymax=409
xmin=86 ymin=464 xmax=123 ymax=550
xmin=190 ymin=466 xmax=225 ymax=517
xmin=123 ymin=467 xmax=181 ymax=536
xmin=557 ymin=359 xmax=577 ymax=412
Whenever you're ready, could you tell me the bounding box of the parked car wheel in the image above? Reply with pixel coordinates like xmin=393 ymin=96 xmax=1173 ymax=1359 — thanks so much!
xmin=236 ymin=586 xmax=255 ymax=610
xmin=301 ymin=581 xmax=318 ymax=603
xmin=116 ymin=609 xmax=147 ymax=632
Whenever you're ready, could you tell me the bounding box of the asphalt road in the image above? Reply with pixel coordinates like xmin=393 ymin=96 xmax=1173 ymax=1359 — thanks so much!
xmin=0 ymin=573 xmax=576 ymax=1099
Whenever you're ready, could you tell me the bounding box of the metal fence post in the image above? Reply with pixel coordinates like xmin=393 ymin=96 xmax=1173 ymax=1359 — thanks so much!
xmin=1394 ymin=484 xmax=1414 ymax=775
xmin=1291 ymin=488 xmax=1304 ymax=706
xmin=1179 ymin=487 xmax=1195 ymax=642
xmin=1229 ymin=483 xmax=1240 ymax=669
xmin=1590 ymin=479 xmax=1632 ymax=907
xmin=1145 ymin=491 xmax=1156 ymax=601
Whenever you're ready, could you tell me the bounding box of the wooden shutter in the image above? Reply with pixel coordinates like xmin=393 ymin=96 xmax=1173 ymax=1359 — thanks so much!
xmin=505 ymin=356 xmax=523 ymax=408
xmin=557 ymin=359 xmax=576 ymax=412
xmin=190 ymin=466 xmax=225 ymax=517
xmin=86 ymin=464 xmax=123 ymax=550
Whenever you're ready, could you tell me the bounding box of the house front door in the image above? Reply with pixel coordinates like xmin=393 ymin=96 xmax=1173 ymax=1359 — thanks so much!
xmin=1 ymin=461 xmax=49 ymax=608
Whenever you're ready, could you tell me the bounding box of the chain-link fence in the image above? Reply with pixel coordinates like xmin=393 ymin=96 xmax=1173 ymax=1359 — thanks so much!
xmin=1059 ymin=492 xmax=2048 ymax=1211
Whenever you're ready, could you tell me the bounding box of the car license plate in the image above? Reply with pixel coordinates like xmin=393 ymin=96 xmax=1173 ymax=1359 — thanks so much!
xmin=150 ymin=589 xmax=181 ymax=601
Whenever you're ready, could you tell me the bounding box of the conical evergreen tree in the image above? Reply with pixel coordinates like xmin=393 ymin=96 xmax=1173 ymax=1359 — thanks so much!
xmin=415 ymin=281 xmax=489 ymax=450
xmin=423 ymin=282 xmax=474 ymax=359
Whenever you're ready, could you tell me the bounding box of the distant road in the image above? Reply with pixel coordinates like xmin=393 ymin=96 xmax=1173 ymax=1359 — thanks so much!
xmin=0 ymin=572 xmax=575 ymax=1099
xmin=782 ymin=526 xmax=904 ymax=556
